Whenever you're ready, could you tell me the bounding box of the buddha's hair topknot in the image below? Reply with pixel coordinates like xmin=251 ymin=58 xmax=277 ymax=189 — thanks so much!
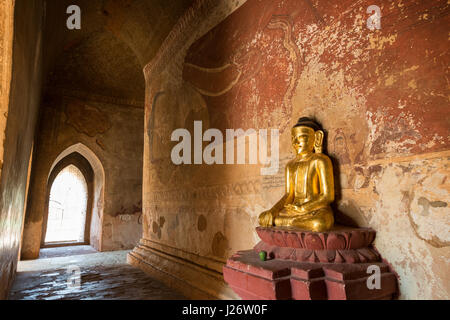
xmin=293 ymin=117 xmax=322 ymax=131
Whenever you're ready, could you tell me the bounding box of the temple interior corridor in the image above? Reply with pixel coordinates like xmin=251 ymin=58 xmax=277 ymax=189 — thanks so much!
xmin=0 ymin=0 xmax=448 ymax=302
xmin=9 ymin=247 xmax=184 ymax=300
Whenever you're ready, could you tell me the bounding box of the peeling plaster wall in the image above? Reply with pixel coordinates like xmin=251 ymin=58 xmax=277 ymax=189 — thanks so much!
xmin=141 ymin=0 xmax=449 ymax=299
xmin=0 ymin=0 xmax=45 ymax=299
xmin=21 ymin=94 xmax=144 ymax=259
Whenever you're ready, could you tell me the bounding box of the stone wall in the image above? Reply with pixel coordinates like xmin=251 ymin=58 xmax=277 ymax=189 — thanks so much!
xmin=21 ymin=93 xmax=144 ymax=259
xmin=0 ymin=0 xmax=45 ymax=299
xmin=130 ymin=0 xmax=449 ymax=299
xmin=0 ymin=0 xmax=14 ymax=178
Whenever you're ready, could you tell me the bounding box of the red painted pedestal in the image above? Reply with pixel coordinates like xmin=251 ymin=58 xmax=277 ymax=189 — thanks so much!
xmin=223 ymin=226 xmax=398 ymax=300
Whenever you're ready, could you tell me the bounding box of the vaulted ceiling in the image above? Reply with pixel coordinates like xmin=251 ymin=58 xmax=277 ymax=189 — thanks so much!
xmin=43 ymin=0 xmax=194 ymax=103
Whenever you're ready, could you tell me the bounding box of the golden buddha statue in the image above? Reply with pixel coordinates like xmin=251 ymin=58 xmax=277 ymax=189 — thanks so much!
xmin=259 ymin=117 xmax=335 ymax=232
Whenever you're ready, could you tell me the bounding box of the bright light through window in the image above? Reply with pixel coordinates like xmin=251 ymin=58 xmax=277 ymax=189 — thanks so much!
xmin=45 ymin=165 xmax=88 ymax=244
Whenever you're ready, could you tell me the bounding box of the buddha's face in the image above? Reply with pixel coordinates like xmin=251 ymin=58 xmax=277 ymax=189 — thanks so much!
xmin=291 ymin=126 xmax=315 ymax=155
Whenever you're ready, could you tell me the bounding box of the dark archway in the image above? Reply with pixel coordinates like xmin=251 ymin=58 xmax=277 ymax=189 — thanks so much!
xmin=41 ymin=152 xmax=94 ymax=247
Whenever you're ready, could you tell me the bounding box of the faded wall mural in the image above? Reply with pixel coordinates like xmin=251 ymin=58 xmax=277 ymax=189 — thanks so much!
xmin=133 ymin=0 xmax=449 ymax=299
xmin=21 ymin=94 xmax=144 ymax=259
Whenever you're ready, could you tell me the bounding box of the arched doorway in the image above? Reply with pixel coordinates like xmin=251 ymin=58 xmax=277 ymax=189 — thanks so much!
xmin=44 ymin=165 xmax=88 ymax=244
xmin=41 ymin=150 xmax=99 ymax=248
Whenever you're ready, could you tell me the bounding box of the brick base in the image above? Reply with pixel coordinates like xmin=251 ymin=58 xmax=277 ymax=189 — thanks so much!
xmin=224 ymin=227 xmax=398 ymax=300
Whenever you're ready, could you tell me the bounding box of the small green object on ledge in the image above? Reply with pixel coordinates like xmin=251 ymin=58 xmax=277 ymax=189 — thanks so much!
xmin=259 ymin=251 xmax=267 ymax=261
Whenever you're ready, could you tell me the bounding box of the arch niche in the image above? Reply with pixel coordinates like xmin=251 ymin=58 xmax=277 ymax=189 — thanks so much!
xmin=42 ymin=144 xmax=105 ymax=251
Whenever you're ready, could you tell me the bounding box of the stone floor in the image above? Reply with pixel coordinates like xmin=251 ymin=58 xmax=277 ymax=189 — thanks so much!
xmin=39 ymin=245 xmax=98 ymax=259
xmin=9 ymin=246 xmax=185 ymax=300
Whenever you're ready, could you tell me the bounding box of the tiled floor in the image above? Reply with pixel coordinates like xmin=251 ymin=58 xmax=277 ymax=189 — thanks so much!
xmin=9 ymin=247 xmax=185 ymax=300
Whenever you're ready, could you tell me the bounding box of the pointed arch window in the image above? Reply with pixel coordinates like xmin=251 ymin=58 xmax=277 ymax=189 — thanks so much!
xmin=44 ymin=165 xmax=88 ymax=244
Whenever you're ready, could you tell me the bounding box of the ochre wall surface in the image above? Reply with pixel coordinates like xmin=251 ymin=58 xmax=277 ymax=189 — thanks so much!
xmin=131 ymin=0 xmax=449 ymax=299
xmin=0 ymin=0 xmax=14 ymax=178
xmin=0 ymin=0 xmax=45 ymax=299
xmin=21 ymin=94 xmax=144 ymax=259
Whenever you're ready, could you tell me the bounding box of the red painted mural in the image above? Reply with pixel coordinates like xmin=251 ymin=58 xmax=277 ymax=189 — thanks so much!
xmin=183 ymin=0 xmax=449 ymax=162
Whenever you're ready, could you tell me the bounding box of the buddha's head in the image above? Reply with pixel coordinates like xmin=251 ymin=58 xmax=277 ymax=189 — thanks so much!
xmin=291 ymin=117 xmax=324 ymax=155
